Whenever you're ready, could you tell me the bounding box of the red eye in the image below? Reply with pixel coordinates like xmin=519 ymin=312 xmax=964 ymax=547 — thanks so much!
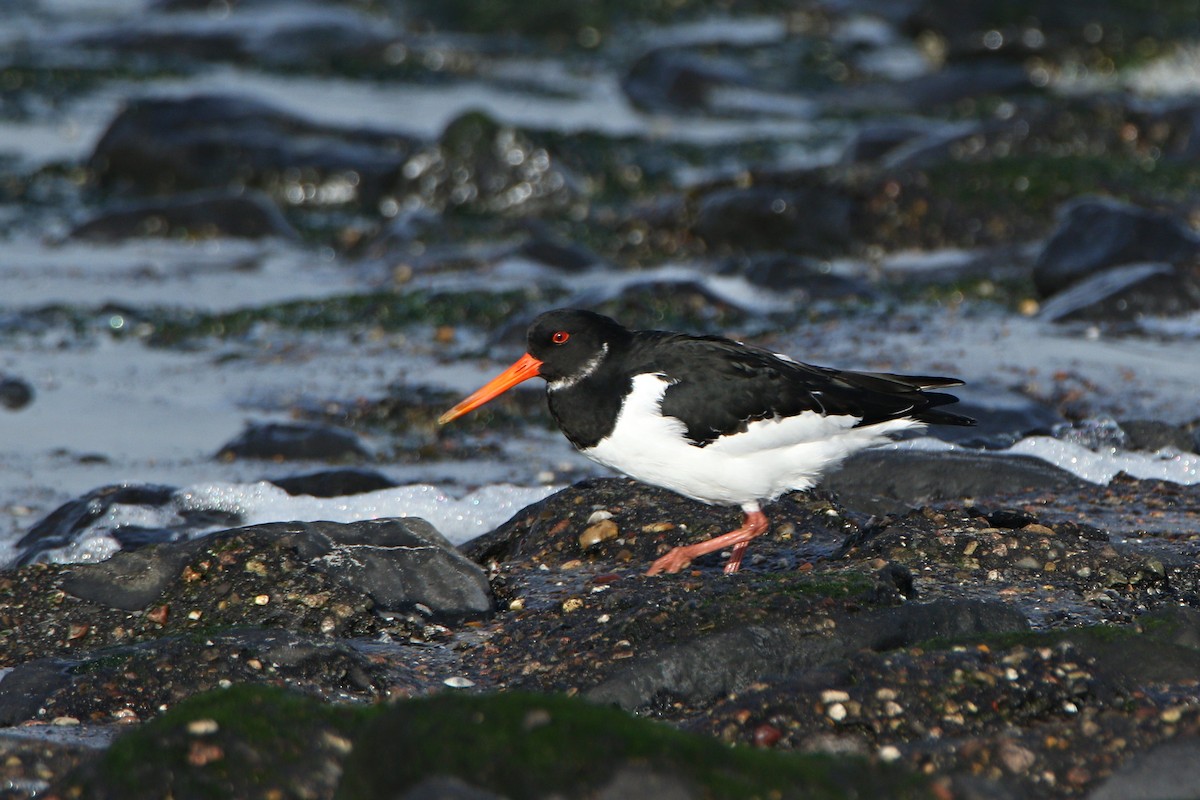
xmin=551 ymin=331 xmax=570 ymax=344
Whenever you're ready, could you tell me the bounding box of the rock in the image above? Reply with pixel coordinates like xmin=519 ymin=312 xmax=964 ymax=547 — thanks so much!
xmin=216 ymin=421 xmax=373 ymax=462
xmin=0 ymin=659 xmax=75 ymax=726
xmin=621 ymin=48 xmax=753 ymax=113
xmin=1118 ymin=419 xmax=1196 ymax=453
xmin=716 ymin=253 xmax=876 ymax=299
xmin=691 ymin=183 xmax=855 ymax=257
xmin=89 ymin=94 xmax=419 ymax=205
xmin=398 ymin=776 xmax=506 ymax=800
xmin=1033 ymin=197 xmax=1200 ymax=297
xmin=13 ymin=483 xmax=185 ymax=567
xmin=825 ymin=450 xmax=1085 ymax=518
xmin=0 ymin=374 xmax=34 ymax=411
xmin=400 ymin=110 xmax=581 ymax=217
xmin=63 ymin=518 xmax=491 ymax=619
xmin=586 ymin=600 xmax=1027 ymax=710
xmin=1037 ymin=262 xmax=1200 ymax=323
xmin=69 ymin=189 xmax=298 ymax=241
xmin=1086 ymin=737 xmax=1200 ymax=800
xmin=269 ymin=468 xmax=399 ymax=497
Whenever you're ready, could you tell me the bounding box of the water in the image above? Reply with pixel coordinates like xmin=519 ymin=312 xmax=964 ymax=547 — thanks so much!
xmin=3 ymin=0 xmax=1200 ymax=569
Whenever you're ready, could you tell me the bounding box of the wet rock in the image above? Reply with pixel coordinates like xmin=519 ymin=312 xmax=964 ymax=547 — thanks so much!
xmin=1118 ymin=419 xmax=1196 ymax=453
xmin=0 ymin=659 xmax=75 ymax=726
xmin=0 ymin=374 xmax=34 ymax=411
xmin=1033 ymin=197 xmax=1200 ymax=297
xmin=1037 ymin=262 xmax=1200 ymax=323
xmin=825 ymin=450 xmax=1084 ymax=518
xmin=587 ymin=600 xmax=1027 ymax=710
xmin=63 ymin=518 xmax=491 ymax=619
xmin=398 ymin=776 xmax=506 ymax=800
xmin=268 ymin=468 xmax=399 ymax=497
xmin=217 ymin=421 xmax=372 ymax=462
xmin=840 ymin=122 xmax=929 ymax=165
xmin=691 ymin=183 xmax=855 ymax=257
xmin=621 ymin=48 xmax=753 ymax=113
xmin=399 ymin=111 xmax=582 ymax=217
xmin=89 ymin=94 xmax=419 ymax=205
xmin=715 ymin=253 xmax=876 ymax=300
xmin=12 ymin=484 xmax=190 ymax=567
xmin=515 ymin=234 xmax=600 ymax=272
xmin=1087 ymin=737 xmax=1200 ymax=800
xmin=69 ymin=189 xmax=298 ymax=241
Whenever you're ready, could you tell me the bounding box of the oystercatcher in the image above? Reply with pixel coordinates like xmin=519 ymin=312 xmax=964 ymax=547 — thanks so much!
xmin=439 ymin=309 xmax=973 ymax=575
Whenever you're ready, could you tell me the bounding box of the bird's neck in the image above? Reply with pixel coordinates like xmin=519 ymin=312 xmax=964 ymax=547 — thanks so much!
xmin=546 ymin=366 xmax=629 ymax=450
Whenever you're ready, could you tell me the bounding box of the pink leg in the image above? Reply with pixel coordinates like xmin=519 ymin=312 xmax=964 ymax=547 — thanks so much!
xmin=646 ymin=510 xmax=769 ymax=576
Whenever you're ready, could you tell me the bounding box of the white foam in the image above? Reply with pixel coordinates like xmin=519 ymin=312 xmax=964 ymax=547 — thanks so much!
xmin=898 ymin=436 xmax=1200 ymax=486
xmin=176 ymin=481 xmax=560 ymax=543
xmin=30 ymin=482 xmax=561 ymax=566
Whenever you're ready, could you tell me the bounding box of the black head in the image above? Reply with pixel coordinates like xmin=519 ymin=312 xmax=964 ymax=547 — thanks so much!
xmin=526 ymin=309 xmax=630 ymax=384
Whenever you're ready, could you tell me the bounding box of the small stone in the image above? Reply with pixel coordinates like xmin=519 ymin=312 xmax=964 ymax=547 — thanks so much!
xmin=244 ymin=560 xmax=268 ymax=576
xmin=1161 ymin=706 xmax=1183 ymax=723
xmin=51 ymin=717 xmax=80 ymax=726
xmin=523 ymin=709 xmax=552 ymax=730
xmin=579 ymin=519 xmax=619 ymax=549
xmin=187 ymin=719 xmax=220 ymax=735
xmin=826 ymin=703 xmax=847 ymax=722
xmin=253 ymin=594 xmax=270 ymax=605
xmin=879 ymin=745 xmax=902 ymax=762
xmin=67 ymin=623 xmax=89 ymax=640
xmin=998 ymin=740 xmax=1036 ymax=774
xmin=508 ymin=598 xmax=525 ymax=611
xmin=443 ymin=676 xmax=475 ymax=689
xmin=821 ymin=690 xmax=850 ymax=704
xmin=562 ymin=597 xmax=584 ymax=613
xmin=1021 ymin=523 xmax=1056 ymax=536
xmin=146 ymin=605 xmax=169 ymax=625
xmin=187 ymin=610 xmax=203 ymax=621
xmin=753 ymin=724 xmax=781 ymax=747
xmin=187 ymin=741 xmax=224 ymax=767
xmin=586 ymin=510 xmax=613 ymax=524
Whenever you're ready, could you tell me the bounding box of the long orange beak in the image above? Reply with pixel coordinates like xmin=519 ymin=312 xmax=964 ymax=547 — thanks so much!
xmin=438 ymin=353 xmax=543 ymax=425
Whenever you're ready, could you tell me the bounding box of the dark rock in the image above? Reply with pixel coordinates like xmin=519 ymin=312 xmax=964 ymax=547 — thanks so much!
xmin=1037 ymin=262 xmax=1200 ymax=323
xmin=0 ymin=659 xmax=74 ymax=726
xmin=216 ymin=421 xmax=372 ymax=461
xmin=13 ymin=483 xmax=181 ymax=567
xmin=825 ymin=449 xmax=1085 ymax=518
xmin=587 ymin=600 xmax=1027 ymax=710
xmin=0 ymin=374 xmax=34 ymax=411
xmin=715 ymin=253 xmax=875 ymax=299
xmin=269 ymin=468 xmax=399 ymax=497
xmin=64 ymin=518 xmax=491 ymax=619
xmin=1033 ymin=197 xmax=1200 ymax=297
xmin=4 ymin=630 xmax=389 ymax=726
xmin=69 ymin=189 xmax=298 ymax=241
xmin=266 ymin=518 xmax=493 ymax=618
xmin=692 ymin=184 xmax=855 ymax=256
xmin=1087 ymin=737 xmax=1200 ymax=800
xmin=896 ymin=60 xmax=1033 ymax=110
xmin=1118 ymin=419 xmax=1196 ymax=453
xmin=62 ymin=538 xmax=210 ymax=611
xmin=398 ymin=776 xmax=506 ymax=800
xmin=621 ymin=48 xmax=752 ymax=113
xmin=89 ymin=94 xmax=419 ymax=204
xmin=402 ymin=111 xmax=581 ymax=217
xmin=516 ymin=236 xmax=600 ymax=272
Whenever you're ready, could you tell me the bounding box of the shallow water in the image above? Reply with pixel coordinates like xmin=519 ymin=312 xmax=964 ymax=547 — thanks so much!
xmin=3 ymin=0 xmax=1200 ymax=568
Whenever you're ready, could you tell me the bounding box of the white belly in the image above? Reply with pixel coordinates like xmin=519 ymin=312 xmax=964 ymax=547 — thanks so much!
xmin=582 ymin=373 xmax=920 ymax=507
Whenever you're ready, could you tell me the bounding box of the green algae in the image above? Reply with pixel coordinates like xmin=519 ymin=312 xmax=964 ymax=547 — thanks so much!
xmin=337 ymin=690 xmax=930 ymax=799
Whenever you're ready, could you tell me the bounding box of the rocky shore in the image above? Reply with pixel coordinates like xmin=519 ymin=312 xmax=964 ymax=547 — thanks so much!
xmin=0 ymin=452 xmax=1196 ymax=799
xmin=4 ymin=0 xmax=1200 ymax=798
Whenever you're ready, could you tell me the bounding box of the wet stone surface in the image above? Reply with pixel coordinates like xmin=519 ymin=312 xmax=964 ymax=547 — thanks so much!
xmin=0 ymin=470 xmax=1194 ymax=798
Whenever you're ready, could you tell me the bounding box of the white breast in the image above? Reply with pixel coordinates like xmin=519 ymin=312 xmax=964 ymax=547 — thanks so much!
xmin=582 ymin=373 xmax=921 ymax=508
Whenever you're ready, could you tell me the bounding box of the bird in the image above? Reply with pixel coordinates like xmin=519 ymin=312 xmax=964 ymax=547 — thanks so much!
xmin=439 ymin=308 xmax=973 ymax=576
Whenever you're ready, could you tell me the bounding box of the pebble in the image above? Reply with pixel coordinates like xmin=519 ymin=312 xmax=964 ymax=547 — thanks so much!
xmin=579 ymin=519 xmax=619 ymax=549
xmin=562 ymin=597 xmax=584 ymax=613
xmin=443 ymin=676 xmax=475 ymax=689
xmin=187 ymin=719 xmax=220 ymax=735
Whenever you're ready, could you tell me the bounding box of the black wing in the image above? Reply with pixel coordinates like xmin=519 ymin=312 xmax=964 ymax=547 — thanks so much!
xmin=630 ymin=332 xmax=973 ymax=447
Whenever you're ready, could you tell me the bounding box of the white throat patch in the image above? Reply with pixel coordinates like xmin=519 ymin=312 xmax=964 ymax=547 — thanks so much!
xmin=547 ymin=343 xmax=608 ymax=392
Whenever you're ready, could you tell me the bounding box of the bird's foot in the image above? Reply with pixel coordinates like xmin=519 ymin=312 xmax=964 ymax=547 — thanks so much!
xmin=646 ymin=546 xmax=697 ymax=575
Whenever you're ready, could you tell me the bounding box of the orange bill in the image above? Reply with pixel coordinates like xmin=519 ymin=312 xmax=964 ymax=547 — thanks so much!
xmin=438 ymin=353 xmax=543 ymax=425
